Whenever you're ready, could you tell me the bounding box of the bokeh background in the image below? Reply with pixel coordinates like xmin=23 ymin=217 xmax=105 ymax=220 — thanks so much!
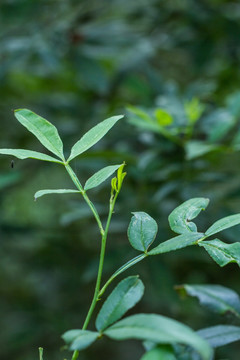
xmin=1 ymin=1 xmax=240 ymax=359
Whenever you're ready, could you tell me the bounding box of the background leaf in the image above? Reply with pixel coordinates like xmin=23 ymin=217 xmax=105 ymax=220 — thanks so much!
xmin=14 ymin=109 xmax=64 ymax=160
xmin=34 ymin=189 xmax=80 ymax=200
xmin=176 ymin=284 xmax=240 ymax=318
xmin=0 ymin=149 xmax=63 ymax=163
xmin=84 ymin=164 xmax=122 ymax=190
xmin=199 ymin=239 xmax=240 ymax=267
xmin=198 ymin=325 xmax=240 ymax=348
xmin=68 ymin=115 xmax=123 ymax=161
xmin=141 ymin=345 xmax=177 ymax=360
xmin=168 ymin=198 xmax=209 ymax=234
xmin=127 ymin=212 xmax=158 ymax=252
xmin=96 ymin=276 xmax=144 ymax=332
xmin=148 ymin=233 xmax=204 ymax=255
xmin=205 ymin=214 xmax=240 ymax=236
xmin=104 ymin=314 xmax=213 ymax=360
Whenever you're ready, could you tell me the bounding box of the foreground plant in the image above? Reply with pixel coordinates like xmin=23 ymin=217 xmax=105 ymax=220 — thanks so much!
xmin=1 ymin=109 xmax=240 ymax=360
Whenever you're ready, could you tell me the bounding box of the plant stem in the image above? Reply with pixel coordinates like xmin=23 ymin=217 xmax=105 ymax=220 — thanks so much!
xmin=64 ymin=164 xmax=104 ymax=235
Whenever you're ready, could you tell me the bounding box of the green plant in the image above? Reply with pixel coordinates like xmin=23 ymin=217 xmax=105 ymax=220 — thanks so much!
xmin=1 ymin=109 xmax=240 ymax=360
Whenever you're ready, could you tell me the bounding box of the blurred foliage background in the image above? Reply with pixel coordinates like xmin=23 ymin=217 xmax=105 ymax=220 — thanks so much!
xmin=1 ymin=0 xmax=240 ymax=359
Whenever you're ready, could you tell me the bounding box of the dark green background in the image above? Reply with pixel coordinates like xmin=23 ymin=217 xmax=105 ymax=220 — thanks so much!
xmin=1 ymin=1 xmax=240 ymax=359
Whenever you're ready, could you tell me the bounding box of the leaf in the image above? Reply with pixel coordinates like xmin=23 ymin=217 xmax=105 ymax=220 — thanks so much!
xmin=148 ymin=233 xmax=204 ymax=256
xmin=127 ymin=212 xmax=158 ymax=252
xmin=177 ymin=284 xmax=240 ymax=318
xmin=0 ymin=149 xmax=63 ymax=164
xmin=154 ymin=109 xmax=173 ymax=126
xmin=205 ymin=214 xmax=240 ymax=236
xmin=198 ymin=325 xmax=240 ymax=348
xmin=62 ymin=329 xmax=99 ymax=351
xmin=199 ymin=239 xmax=240 ymax=267
xmin=68 ymin=115 xmax=123 ymax=161
xmin=14 ymin=109 xmax=64 ymax=160
xmin=168 ymin=198 xmax=209 ymax=234
xmin=84 ymin=164 xmax=122 ymax=191
xmin=104 ymin=314 xmax=213 ymax=360
xmin=141 ymin=345 xmax=177 ymax=360
xmin=34 ymin=189 xmax=80 ymax=200
xmin=185 ymin=141 xmax=220 ymax=160
xmin=96 ymin=276 xmax=144 ymax=332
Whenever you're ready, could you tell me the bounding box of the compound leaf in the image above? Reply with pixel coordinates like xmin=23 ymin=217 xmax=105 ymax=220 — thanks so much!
xmin=84 ymin=164 xmax=122 ymax=191
xmin=104 ymin=314 xmax=212 ymax=360
xmin=199 ymin=239 xmax=240 ymax=267
xmin=14 ymin=109 xmax=64 ymax=160
xmin=96 ymin=276 xmax=144 ymax=332
xmin=128 ymin=212 xmax=158 ymax=252
xmin=0 ymin=149 xmax=63 ymax=164
xmin=205 ymin=214 xmax=240 ymax=236
xmin=62 ymin=329 xmax=99 ymax=351
xmin=68 ymin=115 xmax=123 ymax=161
xmin=168 ymin=198 xmax=209 ymax=234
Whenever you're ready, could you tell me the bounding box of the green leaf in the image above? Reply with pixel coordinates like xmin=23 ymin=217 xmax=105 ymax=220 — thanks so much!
xmin=154 ymin=109 xmax=173 ymax=126
xmin=62 ymin=329 xmax=99 ymax=351
xmin=168 ymin=198 xmax=209 ymax=234
xmin=84 ymin=164 xmax=122 ymax=191
xmin=0 ymin=149 xmax=63 ymax=164
xmin=104 ymin=314 xmax=213 ymax=360
xmin=39 ymin=348 xmax=43 ymax=360
xmin=96 ymin=276 xmax=144 ymax=332
xmin=185 ymin=141 xmax=220 ymax=160
xmin=184 ymin=98 xmax=205 ymax=124
xmin=68 ymin=115 xmax=123 ymax=161
xmin=199 ymin=239 xmax=240 ymax=267
xmin=14 ymin=109 xmax=64 ymax=160
xmin=198 ymin=325 xmax=240 ymax=348
xmin=177 ymin=284 xmax=240 ymax=318
xmin=141 ymin=345 xmax=177 ymax=360
xmin=34 ymin=189 xmax=80 ymax=200
xmin=127 ymin=212 xmax=158 ymax=252
xmin=148 ymin=233 xmax=204 ymax=256
xmin=205 ymin=214 xmax=240 ymax=236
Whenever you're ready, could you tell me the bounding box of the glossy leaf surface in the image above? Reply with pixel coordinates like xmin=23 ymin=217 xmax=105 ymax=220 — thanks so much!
xmin=104 ymin=314 xmax=213 ymax=360
xmin=68 ymin=115 xmax=123 ymax=161
xmin=0 ymin=149 xmax=62 ymax=163
xmin=168 ymin=198 xmax=209 ymax=234
xmin=199 ymin=239 xmax=240 ymax=267
xmin=198 ymin=325 xmax=240 ymax=348
xmin=62 ymin=329 xmax=98 ymax=351
xmin=205 ymin=214 xmax=240 ymax=236
xmin=96 ymin=276 xmax=144 ymax=331
xmin=149 ymin=233 xmax=203 ymax=255
xmin=14 ymin=109 xmax=64 ymax=160
xmin=84 ymin=164 xmax=121 ymax=190
xmin=177 ymin=284 xmax=240 ymax=318
xmin=128 ymin=212 xmax=158 ymax=251
xmin=34 ymin=189 xmax=80 ymax=200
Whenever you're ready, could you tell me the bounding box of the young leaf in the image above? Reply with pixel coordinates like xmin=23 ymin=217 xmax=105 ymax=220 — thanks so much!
xmin=104 ymin=314 xmax=213 ymax=360
xmin=199 ymin=239 xmax=240 ymax=267
xmin=68 ymin=115 xmax=123 ymax=161
xmin=39 ymin=347 xmax=43 ymax=360
xmin=177 ymin=284 xmax=240 ymax=318
xmin=168 ymin=198 xmax=209 ymax=234
xmin=148 ymin=233 xmax=204 ymax=256
xmin=62 ymin=329 xmax=99 ymax=351
xmin=96 ymin=276 xmax=144 ymax=332
xmin=84 ymin=164 xmax=122 ymax=191
xmin=127 ymin=212 xmax=158 ymax=252
xmin=154 ymin=109 xmax=173 ymax=126
xmin=14 ymin=109 xmax=64 ymax=160
xmin=205 ymin=214 xmax=240 ymax=236
xmin=141 ymin=345 xmax=177 ymax=360
xmin=198 ymin=325 xmax=240 ymax=348
xmin=0 ymin=149 xmax=63 ymax=164
xmin=34 ymin=189 xmax=80 ymax=200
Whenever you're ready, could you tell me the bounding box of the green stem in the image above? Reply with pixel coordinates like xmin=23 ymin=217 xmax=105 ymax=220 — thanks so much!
xmin=98 ymin=253 xmax=147 ymax=299
xmin=65 ymin=164 xmax=104 ymax=235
